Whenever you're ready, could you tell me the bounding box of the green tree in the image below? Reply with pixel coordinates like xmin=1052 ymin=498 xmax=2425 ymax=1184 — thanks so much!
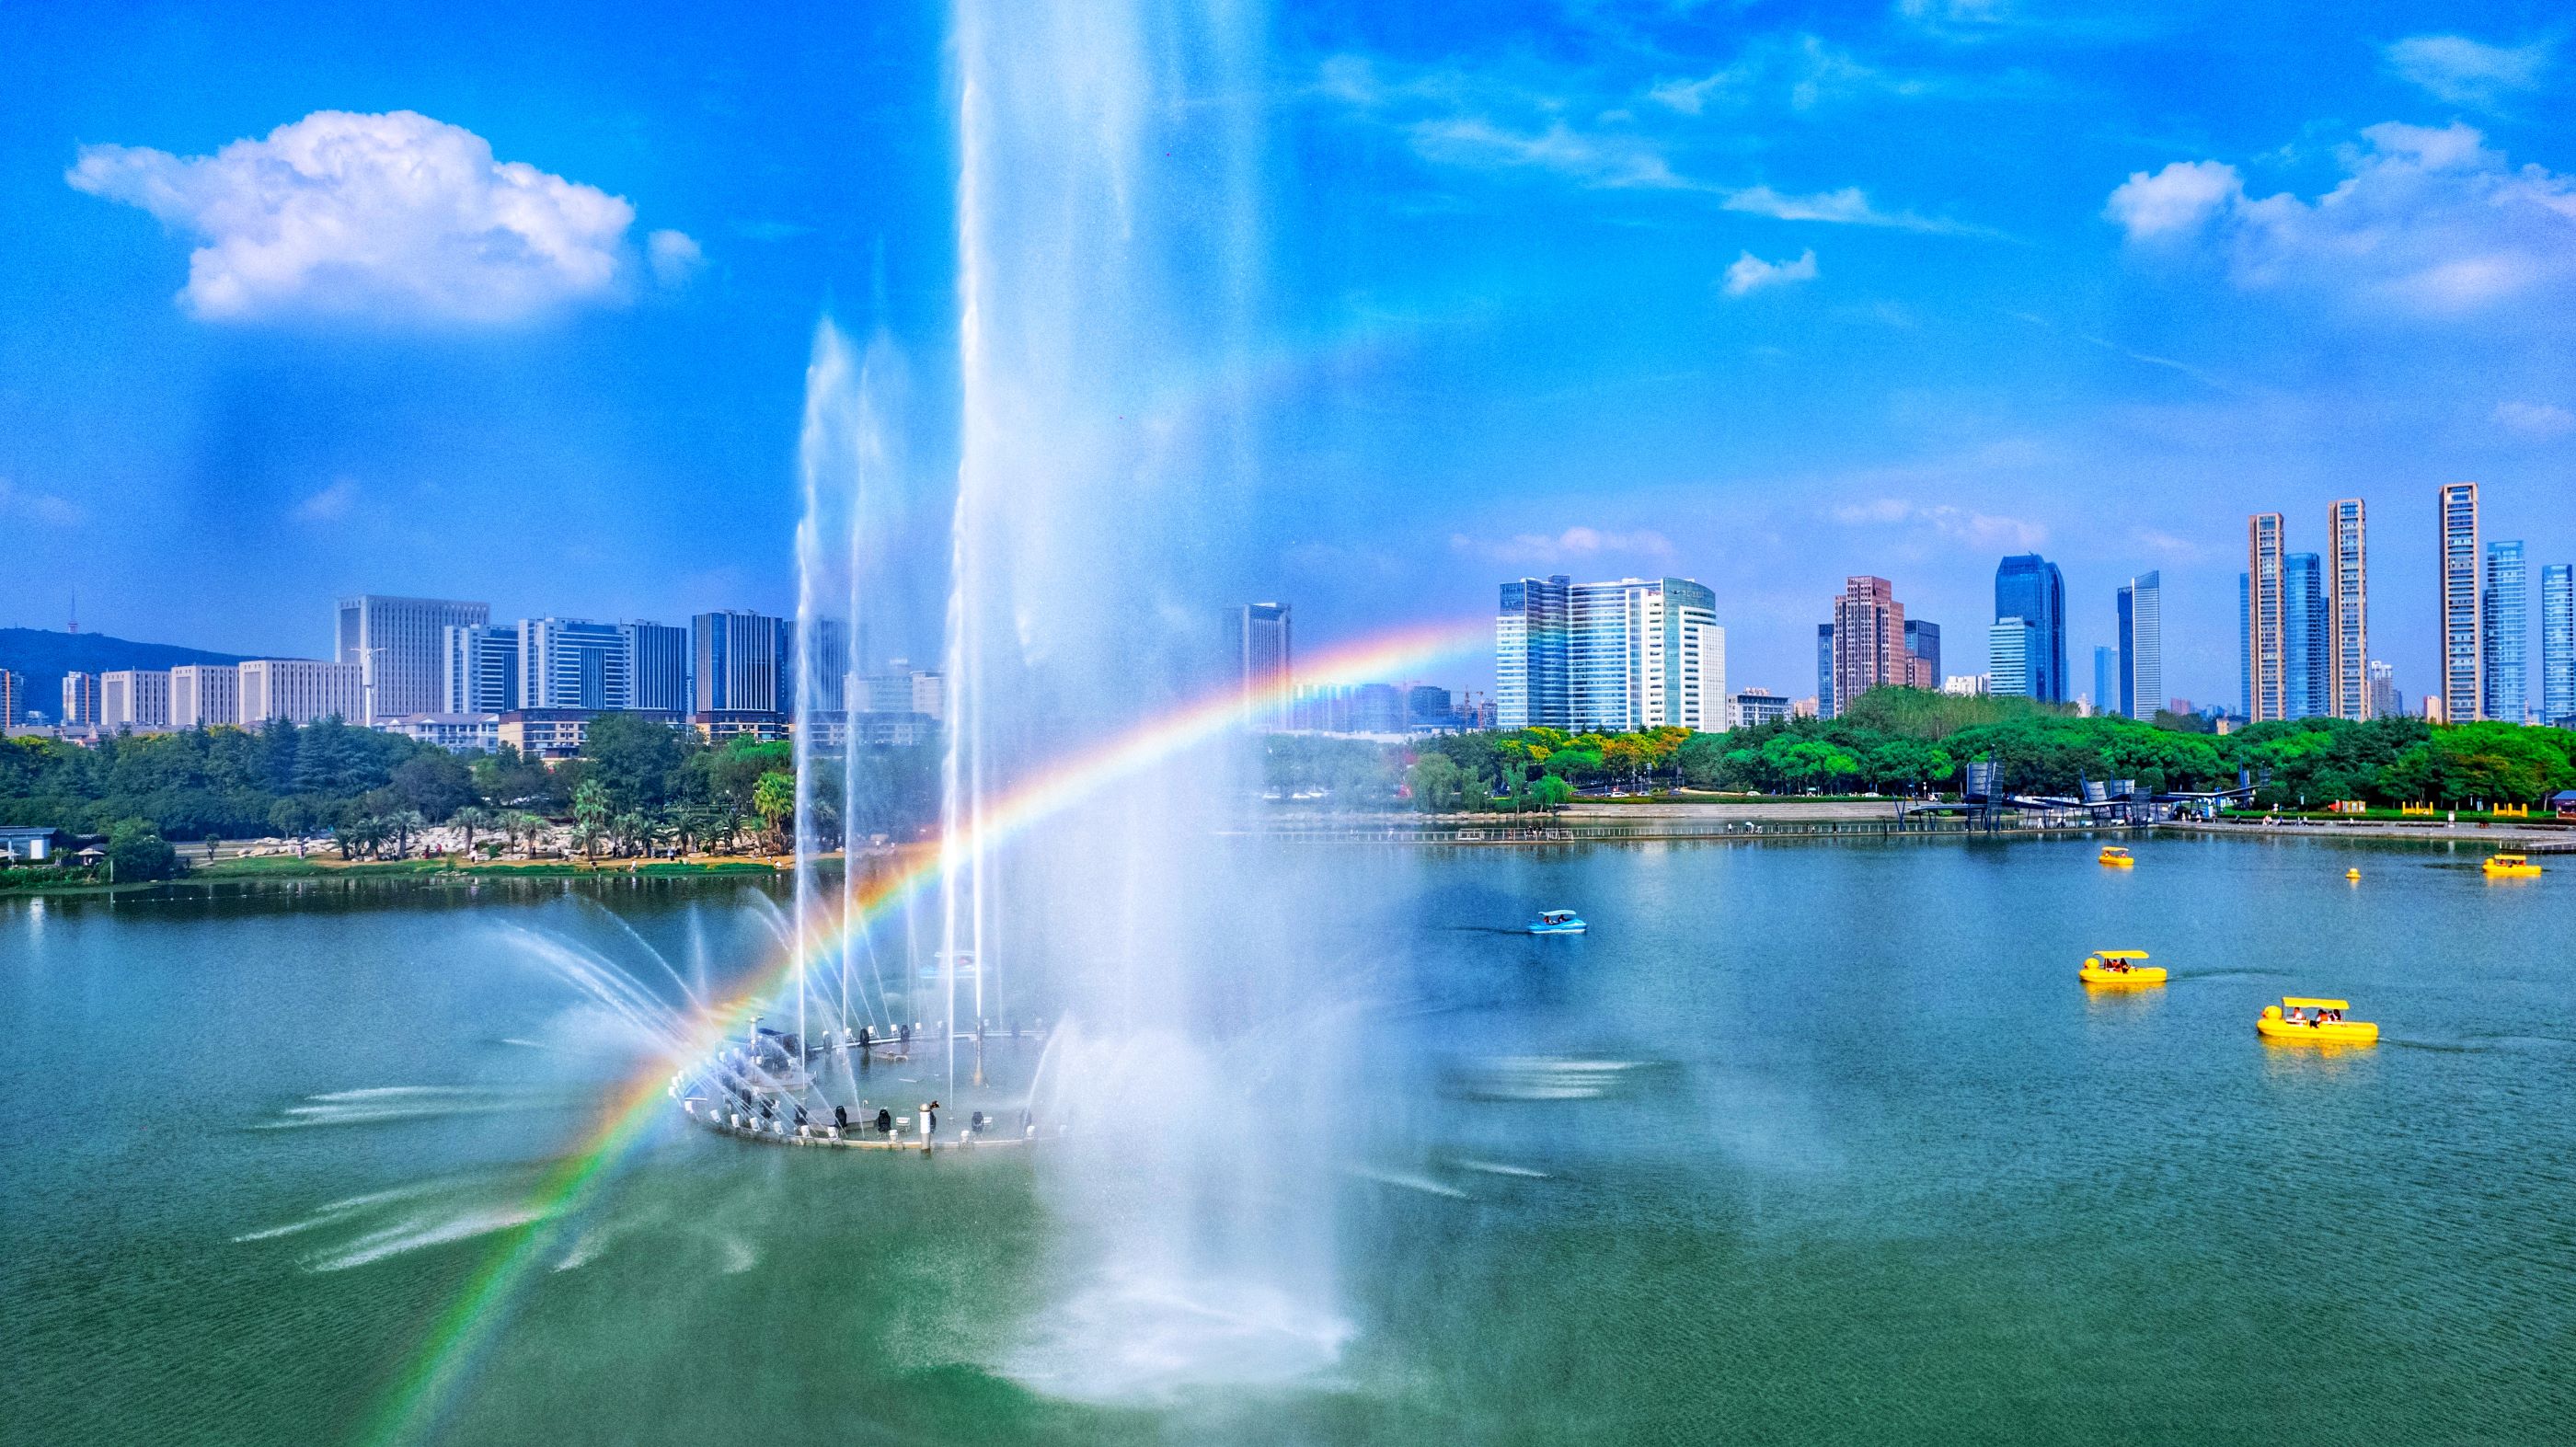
xmin=1532 ymin=774 xmax=1575 ymax=810
xmin=1406 ymin=754 xmax=1464 ymax=813
xmin=391 ymin=751 xmax=477 ymax=822
xmin=105 ymin=818 xmax=181 ymax=883
xmin=572 ymin=779 xmax=613 ymax=861
xmin=582 ymin=712 xmax=691 ymax=811
xmin=752 ymin=771 xmax=795 ymax=852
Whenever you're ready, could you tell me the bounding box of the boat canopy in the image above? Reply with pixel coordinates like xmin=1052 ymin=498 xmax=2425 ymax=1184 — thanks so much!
xmin=1540 ymin=910 xmax=1578 ymax=921
xmin=2491 ymin=854 xmax=2526 ymax=862
xmin=2282 ymin=996 xmax=2350 ymax=1010
xmin=2096 ymin=949 xmax=2151 ymax=959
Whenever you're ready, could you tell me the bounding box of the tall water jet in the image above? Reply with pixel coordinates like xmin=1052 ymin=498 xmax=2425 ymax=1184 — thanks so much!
xmin=949 ymin=0 xmax=1354 ymax=1398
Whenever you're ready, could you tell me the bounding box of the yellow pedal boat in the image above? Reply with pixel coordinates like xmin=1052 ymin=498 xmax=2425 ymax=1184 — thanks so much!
xmin=2258 ymin=997 xmax=2377 ymax=1045
xmin=2080 ymin=950 xmax=2165 ymax=986
xmin=2482 ymin=853 xmax=2542 ymax=879
xmin=2099 ymin=846 xmax=2135 ymax=867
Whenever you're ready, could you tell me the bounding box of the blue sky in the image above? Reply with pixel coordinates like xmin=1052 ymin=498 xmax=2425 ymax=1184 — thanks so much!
xmin=3 ymin=1 xmax=2570 ymax=706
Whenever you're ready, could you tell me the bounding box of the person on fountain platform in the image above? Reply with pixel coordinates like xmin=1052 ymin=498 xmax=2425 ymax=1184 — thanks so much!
xmin=834 ymin=1106 xmax=849 ymax=1131
xmin=875 ymin=1107 xmax=893 ymax=1135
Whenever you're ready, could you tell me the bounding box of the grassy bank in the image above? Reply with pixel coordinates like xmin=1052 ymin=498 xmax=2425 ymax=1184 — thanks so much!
xmin=0 ymin=853 xmax=792 ymax=896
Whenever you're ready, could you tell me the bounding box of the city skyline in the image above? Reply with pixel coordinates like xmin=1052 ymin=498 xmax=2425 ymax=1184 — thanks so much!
xmin=5 ymin=6 xmax=2571 ymax=706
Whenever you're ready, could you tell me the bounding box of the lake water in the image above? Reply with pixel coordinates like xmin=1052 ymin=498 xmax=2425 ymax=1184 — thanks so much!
xmin=4 ymin=833 xmax=2569 ymax=1444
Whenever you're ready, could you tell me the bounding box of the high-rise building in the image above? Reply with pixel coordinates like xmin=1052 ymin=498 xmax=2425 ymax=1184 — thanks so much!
xmin=443 ymin=624 xmax=522 ymax=713
xmin=239 ymin=660 xmax=363 ymax=725
xmin=1994 ymin=554 xmax=2066 ymax=702
xmin=169 ymin=664 xmax=239 ymax=728
xmin=1831 ymin=577 xmax=1906 ymax=715
xmin=1903 ymin=620 xmax=1940 ymax=690
xmin=784 ymin=618 xmax=846 ymax=714
xmin=2543 ymin=563 xmax=2574 ymax=728
xmin=2117 ymin=571 xmax=2162 ymax=722
xmin=521 ymin=618 xmax=632 ymax=711
xmin=2532 ymin=565 xmax=2571 ymax=727
xmin=0 ymin=671 xmax=22 ymax=729
xmin=60 ymin=672 xmax=101 ymax=729
xmin=2483 ymin=540 xmax=2526 ymax=724
xmin=1568 ymin=577 xmax=1722 ymax=731
xmin=697 ymin=612 xmax=783 ymax=714
xmin=100 ymin=670 xmax=172 ymax=729
xmin=336 ymin=595 xmax=490 ymax=723
xmin=2237 ymin=572 xmax=2251 ymax=720
xmin=1496 ymin=576 xmax=1570 ymax=730
xmin=2436 ymin=482 xmax=2480 ymax=721
xmin=624 ymin=621 xmax=691 ymax=714
xmin=2247 ymin=513 xmax=2288 ymax=721
xmin=2284 ymin=551 xmax=2327 ymax=718
xmin=694 ymin=610 xmax=788 ymax=717
xmin=2092 ymin=646 xmax=2118 ymax=718
xmin=2368 ymin=660 xmax=2400 ymax=721
xmin=1228 ymin=603 xmax=1294 ymax=726
xmin=2327 ymin=499 xmax=2369 ymax=718
xmin=1815 ymin=623 xmax=1835 ymax=718
xmin=1989 ymin=619 xmax=2041 ymax=699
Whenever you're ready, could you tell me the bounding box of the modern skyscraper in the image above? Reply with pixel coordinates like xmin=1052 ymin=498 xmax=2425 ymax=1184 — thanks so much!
xmin=336 ymin=595 xmax=490 ymax=723
xmin=2092 ymin=645 xmax=2117 ymax=716
xmin=60 ymin=672 xmax=100 ymax=729
xmin=2246 ymin=513 xmax=2288 ymax=721
xmin=2436 ymin=482 xmax=2480 ymax=720
xmin=623 ymin=622 xmax=690 ymax=714
xmin=2327 ymin=499 xmax=2369 ymax=718
xmin=1903 ymin=619 xmax=1940 ymax=690
xmin=239 ymin=660 xmax=363 ymax=725
xmin=1989 ymin=619 xmax=2040 ymax=699
xmin=1568 ymin=577 xmax=1722 ymax=730
xmin=2117 ymin=571 xmax=2162 ymax=721
xmin=782 ymin=618 xmax=846 ymax=714
xmin=2368 ymin=660 xmax=2400 ymax=720
xmin=692 ymin=610 xmax=787 ymax=716
xmin=2237 ymin=572 xmax=2251 ymax=720
xmin=443 ymin=624 xmax=522 ymax=713
xmin=1496 ymin=577 xmax=1570 ymax=730
xmin=1228 ymin=603 xmax=1293 ymax=726
xmin=2483 ymin=540 xmax=2526 ymax=724
xmin=1993 ymin=554 xmax=2066 ymax=702
xmin=521 ymin=618 xmax=632 ymax=711
xmin=2284 ymin=551 xmax=2327 ymax=718
xmin=168 ymin=664 xmax=239 ymax=728
xmin=0 ymin=671 xmax=22 ymax=729
xmin=1831 ymin=576 xmax=1907 ymax=714
xmin=1815 ymin=623 xmax=1835 ymax=718
xmin=2543 ymin=563 xmax=2574 ymax=728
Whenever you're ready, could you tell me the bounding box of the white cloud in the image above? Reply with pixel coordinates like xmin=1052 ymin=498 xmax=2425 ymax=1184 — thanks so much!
xmin=2104 ymin=159 xmax=2242 ymax=237
xmin=293 ymin=478 xmax=359 ymax=522
xmin=0 ymin=477 xmax=84 ymax=526
xmin=68 ymin=109 xmax=645 ymax=325
xmin=1451 ymin=526 xmax=1676 ymax=566
xmin=2494 ymin=400 xmax=2576 ymax=438
xmin=2386 ymin=35 xmax=2550 ymax=109
xmin=1724 ymin=248 xmax=1819 ymax=296
xmin=2106 ymin=122 xmax=2576 ymax=316
xmin=1832 ymin=499 xmax=2046 ymax=550
xmin=1408 ymin=118 xmax=1685 ymax=189
xmin=647 ymin=229 xmax=705 ymax=288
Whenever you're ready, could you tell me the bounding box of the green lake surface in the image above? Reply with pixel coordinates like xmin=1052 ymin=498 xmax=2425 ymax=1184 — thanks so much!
xmin=4 ymin=833 xmax=2569 ymax=1444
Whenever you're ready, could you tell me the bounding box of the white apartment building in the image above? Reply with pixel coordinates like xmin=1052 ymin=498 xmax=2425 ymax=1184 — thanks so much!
xmin=100 ymin=670 xmax=173 ymax=729
xmin=337 ymin=594 xmax=491 ymax=722
xmin=240 ymin=660 xmax=365 ymax=725
xmin=169 ymin=664 xmax=241 ymax=728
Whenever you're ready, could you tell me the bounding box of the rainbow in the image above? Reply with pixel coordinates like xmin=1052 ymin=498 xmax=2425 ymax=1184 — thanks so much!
xmin=361 ymin=616 xmax=1486 ymax=1443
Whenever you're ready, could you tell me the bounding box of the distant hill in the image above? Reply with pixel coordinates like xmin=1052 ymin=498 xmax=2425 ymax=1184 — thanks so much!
xmin=0 ymin=628 xmax=249 ymax=687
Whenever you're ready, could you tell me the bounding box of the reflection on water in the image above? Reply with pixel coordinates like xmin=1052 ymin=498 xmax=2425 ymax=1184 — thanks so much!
xmin=5 ymin=836 xmax=2570 ymax=1444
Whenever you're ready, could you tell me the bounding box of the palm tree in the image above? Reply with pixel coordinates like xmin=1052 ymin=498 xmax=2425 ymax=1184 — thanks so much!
xmin=452 ymin=804 xmax=495 ymax=858
xmin=753 ymin=771 xmax=794 ymax=855
xmin=572 ymin=780 xmax=612 ymax=862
